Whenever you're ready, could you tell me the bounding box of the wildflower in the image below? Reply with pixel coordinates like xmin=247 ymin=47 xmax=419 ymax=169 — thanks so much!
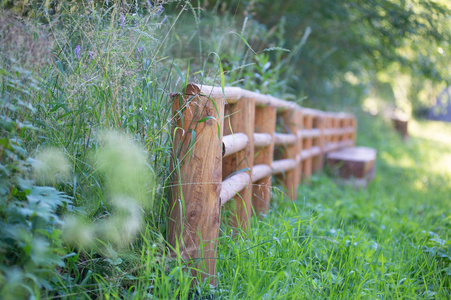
xmin=146 ymin=0 xmax=153 ymax=8
xmin=88 ymin=51 xmax=94 ymax=63
xmin=134 ymin=20 xmax=138 ymax=27
xmin=74 ymin=45 xmax=81 ymax=59
xmin=120 ymin=15 xmax=125 ymax=29
xmin=162 ymin=15 xmax=167 ymax=24
xmin=136 ymin=46 xmax=143 ymax=59
xmin=155 ymin=5 xmax=163 ymax=16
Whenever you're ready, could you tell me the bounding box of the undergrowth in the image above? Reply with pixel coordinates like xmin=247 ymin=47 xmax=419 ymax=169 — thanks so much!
xmin=211 ymin=116 xmax=451 ymax=299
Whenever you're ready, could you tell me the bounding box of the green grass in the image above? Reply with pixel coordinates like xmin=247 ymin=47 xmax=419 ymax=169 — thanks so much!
xmin=57 ymin=116 xmax=450 ymax=300
xmin=206 ymin=116 xmax=451 ymax=299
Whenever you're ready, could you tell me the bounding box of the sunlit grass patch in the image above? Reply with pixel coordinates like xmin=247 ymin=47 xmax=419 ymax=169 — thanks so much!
xmin=210 ymin=116 xmax=451 ymax=299
xmin=410 ymin=119 xmax=451 ymax=147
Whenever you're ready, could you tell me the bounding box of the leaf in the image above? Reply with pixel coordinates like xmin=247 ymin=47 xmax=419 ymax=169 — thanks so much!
xmin=17 ymin=178 xmax=33 ymax=194
xmin=187 ymin=129 xmax=196 ymax=161
xmin=262 ymin=47 xmax=291 ymax=53
xmin=220 ymin=60 xmax=225 ymax=96
xmin=226 ymin=31 xmax=257 ymax=55
xmin=224 ymin=167 xmax=251 ymax=180
xmin=172 ymin=63 xmax=185 ymax=84
xmin=184 ymin=60 xmax=190 ymax=93
xmin=104 ymin=257 xmax=123 ymax=266
xmin=197 ymin=116 xmax=216 ymax=123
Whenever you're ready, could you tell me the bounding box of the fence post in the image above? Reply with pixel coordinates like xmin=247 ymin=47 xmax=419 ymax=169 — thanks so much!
xmin=312 ymin=113 xmax=324 ymax=172
xmin=281 ymin=109 xmax=302 ymax=200
xmin=351 ymin=116 xmax=357 ymax=146
xmin=253 ymin=106 xmax=277 ymax=216
xmin=333 ymin=115 xmax=340 ymax=149
xmin=222 ymin=97 xmax=255 ymax=232
xmin=168 ymin=85 xmax=224 ymax=285
xmin=339 ymin=115 xmax=347 ymax=145
xmin=302 ymin=113 xmax=313 ymax=182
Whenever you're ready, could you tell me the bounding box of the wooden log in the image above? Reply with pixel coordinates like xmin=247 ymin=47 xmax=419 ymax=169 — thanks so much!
xmin=324 ymin=127 xmax=352 ymax=136
xmin=274 ymin=132 xmax=297 ymax=146
xmin=185 ymin=83 xmax=242 ymax=104
xmin=252 ymin=164 xmax=272 ymax=183
xmin=326 ymin=146 xmax=377 ymax=179
xmin=255 ymin=94 xmax=299 ymax=110
xmin=168 ymin=90 xmax=224 ymax=286
xmin=252 ymin=106 xmax=277 ymax=216
xmin=338 ymin=117 xmax=345 ymax=142
xmin=220 ymin=172 xmax=251 ymax=206
xmin=310 ymin=146 xmax=321 ymax=157
xmin=302 ymin=107 xmax=324 ymax=116
xmin=342 ymin=117 xmax=351 ymax=143
xmin=299 ymin=128 xmax=321 ymax=138
xmin=222 ymin=96 xmax=255 ymax=231
xmin=351 ymin=117 xmax=357 ymax=146
xmin=332 ymin=116 xmax=340 ymax=145
xmin=392 ymin=116 xmax=408 ymax=139
xmin=280 ymin=110 xmax=303 ymax=200
xmin=300 ymin=149 xmax=311 ymax=160
xmin=185 ymin=83 xmax=299 ymax=110
xmin=346 ymin=118 xmax=352 ymax=142
xmin=323 ymin=114 xmax=333 ymax=154
xmin=271 ymin=159 xmax=298 ymax=175
xmin=222 ymin=133 xmax=249 ymax=157
xmin=253 ymin=133 xmax=272 ymax=147
xmin=324 ymin=115 xmax=339 ymax=152
xmin=302 ymin=114 xmax=313 ymax=182
xmin=312 ymin=114 xmax=325 ymax=172
xmin=300 ymin=147 xmax=320 ymax=160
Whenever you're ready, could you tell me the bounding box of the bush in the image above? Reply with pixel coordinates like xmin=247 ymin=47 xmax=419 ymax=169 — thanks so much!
xmin=0 ymin=15 xmax=71 ymax=298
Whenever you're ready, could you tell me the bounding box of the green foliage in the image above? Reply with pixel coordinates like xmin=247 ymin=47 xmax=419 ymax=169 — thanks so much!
xmin=201 ymin=0 xmax=451 ymax=108
xmin=1 ymin=2 xmax=176 ymax=298
xmin=63 ymin=130 xmax=155 ymax=250
xmin=0 ymin=52 xmax=71 ymax=299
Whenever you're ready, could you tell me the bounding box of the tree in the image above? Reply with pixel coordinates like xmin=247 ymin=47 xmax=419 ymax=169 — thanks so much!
xmin=203 ymin=0 xmax=451 ymax=108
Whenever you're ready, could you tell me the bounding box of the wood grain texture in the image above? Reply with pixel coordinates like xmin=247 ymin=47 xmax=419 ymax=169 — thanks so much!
xmin=326 ymin=146 xmax=377 ymax=179
xmin=312 ymin=114 xmax=325 ymax=172
xmin=222 ymin=97 xmax=255 ymax=231
xmin=253 ymin=133 xmax=273 ymax=147
xmin=302 ymin=114 xmax=313 ymax=182
xmin=351 ymin=117 xmax=357 ymax=146
xmin=253 ymin=106 xmax=277 ymax=216
xmin=222 ymin=133 xmax=249 ymax=157
xmin=280 ymin=109 xmax=303 ymax=200
xmin=168 ymin=93 xmax=224 ymax=286
xmin=392 ymin=117 xmax=408 ymax=139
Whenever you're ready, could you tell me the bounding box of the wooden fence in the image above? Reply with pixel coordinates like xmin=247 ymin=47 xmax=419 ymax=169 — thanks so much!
xmin=168 ymin=83 xmax=357 ymax=285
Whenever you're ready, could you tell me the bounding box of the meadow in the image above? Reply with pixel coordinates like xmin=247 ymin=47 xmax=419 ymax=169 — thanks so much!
xmin=0 ymin=1 xmax=450 ymax=299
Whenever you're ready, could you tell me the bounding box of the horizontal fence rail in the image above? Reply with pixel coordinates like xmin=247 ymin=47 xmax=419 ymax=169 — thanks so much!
xmin=168 ymin=83 xmax=357 ymax=285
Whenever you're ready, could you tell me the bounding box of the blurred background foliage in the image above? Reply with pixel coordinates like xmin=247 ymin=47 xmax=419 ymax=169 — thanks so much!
xmin=3 ymin=0 xmax=450 ymax=113
xmin=195 ymin=0 xmax=451 ymax=114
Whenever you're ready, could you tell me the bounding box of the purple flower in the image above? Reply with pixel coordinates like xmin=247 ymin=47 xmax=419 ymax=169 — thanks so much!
xmin=74 ymin=45 xmax=81 ymax=59
xmin=155 ymin=5 xmax=163 ymax=15
xmin=147 ymin=0 xmax=153 ymax=8
xmin=138 ymin=46 xmax=143 ymax=53
xmin=88 ymin=51 xmax=94 ymax=63
xmin=162 ymin=15 xmax=167 ymax=24
xmin=120 ymin=15 xmax=125 ymax=29
xmin=134 ymin=20 xmax=139 ymax=27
